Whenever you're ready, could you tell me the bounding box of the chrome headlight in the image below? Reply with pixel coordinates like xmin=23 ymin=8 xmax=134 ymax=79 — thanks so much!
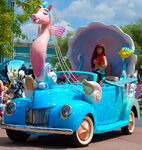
xmin=5 ymin=102 xmax=16 ymax=116
xmin=60 ymin=104 xmax=72 ymax=120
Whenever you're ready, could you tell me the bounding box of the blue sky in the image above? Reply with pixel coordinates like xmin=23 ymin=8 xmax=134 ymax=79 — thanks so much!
xmin=15 ymin=0 xmax=142 ymax=42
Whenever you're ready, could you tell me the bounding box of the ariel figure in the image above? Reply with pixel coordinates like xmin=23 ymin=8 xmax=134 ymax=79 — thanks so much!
xmin=91 ymin=43 xmax=108 ymax=80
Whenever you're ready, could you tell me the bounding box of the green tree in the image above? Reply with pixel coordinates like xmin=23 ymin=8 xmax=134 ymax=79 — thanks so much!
xmin=51 ymin=31 xmax=75 ymax=70
xmin=136 ymin=54 xmax=142 ymax=76
xmin=120 ymin=19 xmax=142 ymax=54
xmin=0 ymin=0 xmax=42 ymax=58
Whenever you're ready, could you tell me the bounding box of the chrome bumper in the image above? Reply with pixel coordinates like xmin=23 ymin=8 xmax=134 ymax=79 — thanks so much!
xmin=0 ymin=123 xmax=73 ymax=135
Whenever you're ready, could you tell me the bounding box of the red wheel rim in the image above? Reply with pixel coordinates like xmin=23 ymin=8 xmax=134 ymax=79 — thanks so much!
xmin=77 ymin=119 xmax=91 ymax=141
xmin=128 ymin=112 xmax=134 ymax=130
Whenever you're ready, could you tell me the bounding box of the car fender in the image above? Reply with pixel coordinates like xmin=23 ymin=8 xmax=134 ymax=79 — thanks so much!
xmin=121 ymin=97 xmax=140 ymax=121
xmin=4 ymin=98 xmax=30 ymax=125
xmin=129 ymin=98 xmax=140 ymax=119
xmin=49 ymin=100 xmax=96 ymax=132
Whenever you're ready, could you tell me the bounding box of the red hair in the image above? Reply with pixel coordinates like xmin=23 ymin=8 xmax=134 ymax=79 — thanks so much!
xmin=91 ymin=43 xmax=106 ymax=68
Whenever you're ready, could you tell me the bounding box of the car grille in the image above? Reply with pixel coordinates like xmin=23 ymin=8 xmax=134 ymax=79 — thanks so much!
xmin=26 ymin=107 xmax=52 ymax=127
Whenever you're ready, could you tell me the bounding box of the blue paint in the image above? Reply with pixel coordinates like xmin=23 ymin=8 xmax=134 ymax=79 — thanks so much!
xmin=3 ymin=70 xmax=140 ymax=136
xmin=120 ymin=59 xmax=127 ymax=80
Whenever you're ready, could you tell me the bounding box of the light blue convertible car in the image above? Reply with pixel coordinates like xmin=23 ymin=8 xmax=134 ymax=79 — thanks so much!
xmin=0 ymin=22 xmax=140 ymax=147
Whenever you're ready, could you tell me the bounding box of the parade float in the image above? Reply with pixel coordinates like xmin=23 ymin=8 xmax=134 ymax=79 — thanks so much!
xmin=0 ymin=1 xmax=140 ymax=147
xmin=1 ymin=60 xmax=27 ymax=98
xmin=0 ymin=60 xmax=27 ymax=118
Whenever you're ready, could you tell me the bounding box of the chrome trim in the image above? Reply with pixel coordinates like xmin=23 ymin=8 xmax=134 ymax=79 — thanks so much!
xmin=0 ymin=124 xmax=73 ymax=135
xmin=60 ymin=104 xmax=72 ymax=120
xmin=5 ymin=102 xmax=16 ymax=116
xmin=26 ymin=107 xmax=52 ymax=126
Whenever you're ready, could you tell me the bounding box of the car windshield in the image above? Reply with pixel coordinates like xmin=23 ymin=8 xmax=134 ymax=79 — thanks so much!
xmin=56 ymin=71 xmax=97 ymax=84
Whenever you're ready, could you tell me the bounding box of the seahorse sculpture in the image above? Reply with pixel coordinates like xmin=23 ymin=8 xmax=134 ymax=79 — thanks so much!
xmin=30 ymin=1 xmax=65 ymax=79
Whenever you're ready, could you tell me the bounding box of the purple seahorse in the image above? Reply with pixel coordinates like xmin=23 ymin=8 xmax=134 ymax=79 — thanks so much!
xmin=30 ymin=4 xmax=65 ymax=78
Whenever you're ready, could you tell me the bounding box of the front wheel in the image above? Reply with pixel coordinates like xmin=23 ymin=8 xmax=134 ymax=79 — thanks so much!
xmin=72 ymin=116 xmax=94 ymax=147
xmin=121 ymin=111 xmax=135 ymax=135
xmin=6 ymin=129 xmax=30 ymax=142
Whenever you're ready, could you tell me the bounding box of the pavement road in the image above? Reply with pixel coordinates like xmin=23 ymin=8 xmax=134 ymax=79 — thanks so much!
xmin=136 ymin=115 xmax=142 ymax=127
xmin=0 ymin=117 xmax=141 ymax=150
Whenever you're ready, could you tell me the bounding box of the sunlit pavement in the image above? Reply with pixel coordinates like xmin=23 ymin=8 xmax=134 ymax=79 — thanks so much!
xmin=0 ymin=118 xmax=141 ymax=150
xmin=136 ymin=116 xmax=142 ymax=127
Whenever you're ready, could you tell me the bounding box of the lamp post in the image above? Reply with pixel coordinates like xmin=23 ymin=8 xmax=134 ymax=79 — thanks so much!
xmin=11 ymin=1 xmax=15 ymax=59
xmin=7 ymin=0 xmax=15 ymax=7
xmin=10 ymin=0 xmax=15 ymax=7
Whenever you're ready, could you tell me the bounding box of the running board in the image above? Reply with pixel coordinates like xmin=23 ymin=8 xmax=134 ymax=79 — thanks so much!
xmin=95 ymin=120 xmax=129 ymax=133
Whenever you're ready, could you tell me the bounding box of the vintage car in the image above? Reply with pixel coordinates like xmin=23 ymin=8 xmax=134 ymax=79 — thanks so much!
xmin=0 ymin=22 xmax=140 ymax=147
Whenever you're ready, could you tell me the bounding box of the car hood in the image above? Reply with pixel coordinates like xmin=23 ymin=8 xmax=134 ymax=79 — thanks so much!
xmin=29 ymin=85 xmax=84 ymax=109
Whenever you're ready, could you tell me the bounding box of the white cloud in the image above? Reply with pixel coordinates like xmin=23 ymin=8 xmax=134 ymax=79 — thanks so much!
xmin=94 ymin=0 xmax=141 ymax=24
xmin=53 ymin=0 xmax=142 ymax=25
xmin=14 ymin=23 xmax=39 ymax=42
xmin=16 ymin=20 xmax=74 ymax=43
xmin=128 ymin=2 xmax=135 ymax=9
xmin=15 ymin=5 xmax=24 ymax=14
xmin=56 ymin=0 xmax=115 ymax=22
xmin=92 ymin=3 xmax=115 ymax=21
xmin=52 ymin=0 xmax=115 ymax=23
xmin=22 ymin=23 xmax=39 ymax=40
xmin=15 ymin=0 xmax=142 ymax=42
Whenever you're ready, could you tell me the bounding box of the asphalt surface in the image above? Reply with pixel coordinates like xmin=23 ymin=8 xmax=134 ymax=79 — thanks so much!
xmin=136 ymin=115 xmax=142 ymax=127
xmin=0 ymin=117 xmax=141 ymax=150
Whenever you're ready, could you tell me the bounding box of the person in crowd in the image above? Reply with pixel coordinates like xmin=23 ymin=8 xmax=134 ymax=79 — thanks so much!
xmin=0 ymin=80 xmax=4 ymax=116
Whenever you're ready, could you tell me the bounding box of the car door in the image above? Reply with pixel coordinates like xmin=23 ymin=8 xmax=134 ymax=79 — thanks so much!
xmin=94 ymin=85 xmax=123 ymax=125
